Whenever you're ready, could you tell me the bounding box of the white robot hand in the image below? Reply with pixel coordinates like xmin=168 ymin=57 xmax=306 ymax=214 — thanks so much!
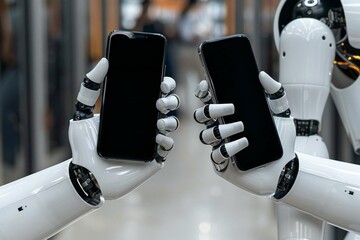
xmin=194 ymin=70 xmax=360 ymax=232
xmin=0 ymin=58 xmax=179 ymax=240
xmin=69 ymin=58 xmax=180 ymax=200
xmin=194 ymin=71 xmax=296 ymax=196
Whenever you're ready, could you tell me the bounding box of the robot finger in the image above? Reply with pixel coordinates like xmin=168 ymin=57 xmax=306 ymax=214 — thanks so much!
xmin=259 ymin=71 xmax=291 ymax=117
xmin=155 ymin=134 xmax=174 ymax=161
xmin=157 ymin=116 xmax=179 ymax=134
xmin=210 ymin=137 xmax=249 ymax=164
xmin=74 ymin=58 xmax=109 ymax=120
xmin=200 ymin=121 xmax=244 ymax=145
xmin=77 ymin=58 xmax=108 ymax=106
xmin=195 ymin=80 xmax=212 ymax=104
xmin=194 ymin=104 xmax=234 ymax=124
xmin=156 ymin=94 xmax=180 ymax=114
xmin=160 ymin=76 xmax=176 ymax=96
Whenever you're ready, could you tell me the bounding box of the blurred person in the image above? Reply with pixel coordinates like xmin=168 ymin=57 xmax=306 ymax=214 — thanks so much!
xmin=177 ymin=0 xmax=207 ymax=44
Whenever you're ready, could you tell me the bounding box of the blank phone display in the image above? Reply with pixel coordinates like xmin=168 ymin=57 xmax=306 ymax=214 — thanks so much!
xmin=97 ymin=32 xmax=166 ymax=160
xmin=200 ymin=35 xmax=283 ymax=170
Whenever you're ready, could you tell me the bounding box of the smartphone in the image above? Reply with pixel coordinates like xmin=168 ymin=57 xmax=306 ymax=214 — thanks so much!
xmin=198 ymin=34 xmax=283 ymax=171
xmin=97 ymin=30 xmax=166 ymax=161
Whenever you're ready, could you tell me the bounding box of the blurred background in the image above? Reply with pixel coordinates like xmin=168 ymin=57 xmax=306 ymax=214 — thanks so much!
xmin=0 ymin=0 xmax=357 ymax=239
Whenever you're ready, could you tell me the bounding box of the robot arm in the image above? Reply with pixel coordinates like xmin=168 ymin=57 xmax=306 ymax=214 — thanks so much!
xmin=275 ymin=150 xmax=360 ymax=233
xmin=194 ymin=71 xmax=296 ymax=196
xmin=194 ymin=71 xmax=360 ymax=233
xmin=0 ymin=58 xmax=180 ymax=240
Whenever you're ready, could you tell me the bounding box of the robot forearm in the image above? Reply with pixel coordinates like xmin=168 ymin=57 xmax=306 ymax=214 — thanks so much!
xmin=275 ymin=152 xmax=360 ymax=233
xmin=0 ymin=160 xmax=102 ymax=240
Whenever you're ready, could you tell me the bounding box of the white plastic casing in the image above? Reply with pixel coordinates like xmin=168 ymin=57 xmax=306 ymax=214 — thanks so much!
xmin=275 ymin=134 xmax=330 ymax=240
xmin=278 ymin=18 xmax=335 ymax=125
xmin=86 ymin=58 xmax=108 ymax=84
xmin=277 ymin=152 xmax=360 ymax=233
xmin=276 ymin=205 xmax=326 ymax=240
xmin=69 ymin=114 xmax=163 ymax=200
xmin=0 ymin=160 xmax=101 ymax=240
xmin=331 ymin=67 xmax=360 ymax=154
xmin=295 ymin=135 xmax=329 ymax=158
xmin=273 ymin=0 xmax=360 ymax=50
xmin=77 ymin=84 xmax=100 ymax=106
xmin=345 ymin=232 xmax=360 ymax=240
xmin=341 ymin=0 xmax=360 ymax=49
xmin=160 ymin=76 xmax=176 ymax=94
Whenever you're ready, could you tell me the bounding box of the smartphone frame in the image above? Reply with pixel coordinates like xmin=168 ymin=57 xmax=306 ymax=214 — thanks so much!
xmin=198 ymin=34 xmax=283 ymax=171
xmin=97 ymin=30 xmax=167 ymax=161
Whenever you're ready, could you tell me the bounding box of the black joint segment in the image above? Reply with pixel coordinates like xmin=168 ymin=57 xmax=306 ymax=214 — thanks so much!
xmin=155 ymin=153 xmax=166 ymax=163
xmin=213 ymin=126 xmax=221 ymax=139
xmin=266 ymin=86 xmax=285 ymax=100
xmin=68 ymin=163 xmax=102 ymax=206
xmin=274 ymin=108 xmax=291 ymax=118
xmin=199 ymin=130 xmax=207 ymax=145
xmin=294 ymin=119 xmax=319 ymax=136
xmin=274 ymin=155 xmax=299 ymax=200
xmin=220 ymin=145 xmax=229 ymax=158
xmin=205 ymin=119 xmax=218 ymax=128
xmin=73 ymin=101 xmax=94 ymax=121
xmin=200 ymin=91 xmax=212 ymax=104
xmin=84 ymin=76 xmax=101 ymax=90
xmin=204 ymin=105 xmax=211 ymax=118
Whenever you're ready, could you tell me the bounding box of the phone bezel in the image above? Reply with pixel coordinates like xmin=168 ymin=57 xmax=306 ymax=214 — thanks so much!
xmin=198 ymin=34 xmax=283 ymax=171
xmin=97 ymin=30 xmax=167 ymax=161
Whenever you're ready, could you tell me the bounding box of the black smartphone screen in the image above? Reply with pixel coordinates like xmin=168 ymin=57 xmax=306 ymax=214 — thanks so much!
xmin=97 ymin=31 xmax=166 ymax=160
xmin=199 ymin=34 xmax=283 ymax=171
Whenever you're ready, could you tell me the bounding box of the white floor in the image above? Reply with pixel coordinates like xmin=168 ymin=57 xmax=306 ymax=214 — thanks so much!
xmin=57 ymin=107 xmax=277 ymax=240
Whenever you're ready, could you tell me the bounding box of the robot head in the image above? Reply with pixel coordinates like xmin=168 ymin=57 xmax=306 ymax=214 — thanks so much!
xmin=273 ymin=0 xmax=360 ymax=154
xmin=274 ymin=0 xmax=360 ymax=80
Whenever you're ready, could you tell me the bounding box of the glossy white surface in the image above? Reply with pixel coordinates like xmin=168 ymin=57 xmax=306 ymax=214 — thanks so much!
xmin=295 ymin=135 xmax=329 ymax=158
xmin=280 ymin=152 xmax=360 ymax=233
xmin=276 ymin=133 xmax=330 ymax=240
xmin=85 ymin=57 xmax=109 ymax=84
xmin=0 ymin=160 xmax=99 ymax=240
xmin=279 ymin=18 xmax=335 ymax=124
xmin=341 ymin=0 xmax=360 ymax=48
xmin=276 ymin=203 xmax=325 ymax=240
xmin=345 ymin=231 xmax=360 ymax=240
xmin=69 ymin=115 xmax=163 ymax=200
xmin=331 ymin=73 xmax=360 ymax=155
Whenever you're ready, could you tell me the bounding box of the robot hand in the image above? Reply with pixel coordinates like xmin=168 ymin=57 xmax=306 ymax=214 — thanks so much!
xmin=0 ymin=57 xmax=180 ymax=240
xmin=194 ymin=71 xmax=296 ymax=196
xmin=69 ymin=58 xmax=180 ymax=201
